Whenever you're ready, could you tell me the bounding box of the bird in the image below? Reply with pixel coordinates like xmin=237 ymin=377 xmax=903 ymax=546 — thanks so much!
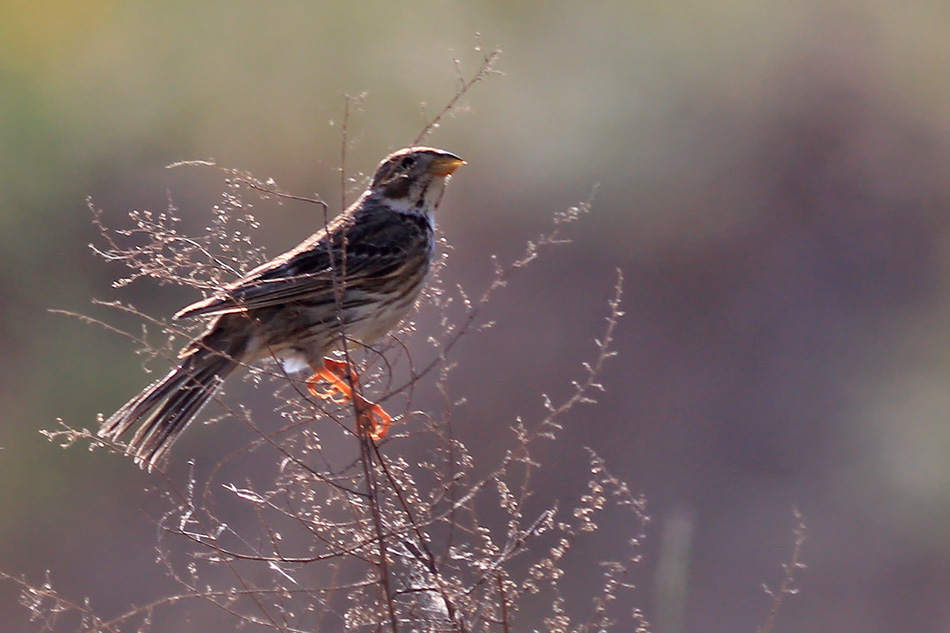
xmin=98 ymin=146 xmax=465 ymax=471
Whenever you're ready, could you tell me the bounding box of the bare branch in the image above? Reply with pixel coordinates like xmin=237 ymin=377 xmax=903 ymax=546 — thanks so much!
xmin=757 ymin=509 xmax=807 ymax=633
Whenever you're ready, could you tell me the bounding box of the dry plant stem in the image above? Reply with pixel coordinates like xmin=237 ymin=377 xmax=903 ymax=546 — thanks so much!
xmin=387 ymin=195 xmax=596 ymax=407
xmin=358 ymin=434 xmax=401 ymax=633
xmin=341 ymin=95 xmax=352 ymax=212
xmin=1 ymin=570 xmax=310 ymax=633
xmin=379 ymin=275 xmax=624 ymax=630
xmin=367 ymin=439 xmax=466 ymax=629
xmin=0 ymin=572 xmax=116 ymax=633
xmin=161 ymin=468 xmax=288 ymax=632
xmin=320 ymin=132 xmax=368 ymax=445
xmin=436 ymin=265 xmax=621 ymax=534
xmin=497 ymin=574 xmax=510 ymax=633
xmin=758 ymin=508 xmax=807 ymax=633
xmin=338 ymin=93 xmax=366 ymax=212
xmin=193 ymin=524 xmax=364 ymax=629
xmin=90 ymin=202 xmax=241 ymax=284
xmin=167 ymin=160 xmax=331 ymax=213
xmin=414 ymin=44 xmax=501 ymax=145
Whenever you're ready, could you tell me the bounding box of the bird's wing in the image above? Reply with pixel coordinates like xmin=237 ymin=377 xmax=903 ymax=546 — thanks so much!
xmin=174 ymin=209 xmax=429 ymax=319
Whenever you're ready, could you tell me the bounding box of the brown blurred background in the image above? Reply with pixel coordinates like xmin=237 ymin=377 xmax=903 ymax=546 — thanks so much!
xmin=2 ymin=2 xmax=950 ymax=632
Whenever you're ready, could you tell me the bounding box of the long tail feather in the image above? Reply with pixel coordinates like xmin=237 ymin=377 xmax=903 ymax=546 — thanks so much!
xmin=99 ymin=348 xmax=238 ymax=471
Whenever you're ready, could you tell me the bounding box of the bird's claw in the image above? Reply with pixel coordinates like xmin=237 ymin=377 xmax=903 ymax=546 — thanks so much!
xmin=306 ymin=358 xmax=392 ymax=440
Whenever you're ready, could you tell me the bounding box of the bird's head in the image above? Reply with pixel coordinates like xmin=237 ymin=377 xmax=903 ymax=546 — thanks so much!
xmin=369 ymin=147 xmax=465 ymax=213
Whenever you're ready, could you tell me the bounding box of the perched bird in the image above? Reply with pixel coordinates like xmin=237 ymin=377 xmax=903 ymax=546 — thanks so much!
xmin=99 ymin=147 xmax=464 ymax=470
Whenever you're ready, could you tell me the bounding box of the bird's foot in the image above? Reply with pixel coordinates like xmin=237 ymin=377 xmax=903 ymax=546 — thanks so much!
xmin=306 ymin=357 xmax=392 ymax=440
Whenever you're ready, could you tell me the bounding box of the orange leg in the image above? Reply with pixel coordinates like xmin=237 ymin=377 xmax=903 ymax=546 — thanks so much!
xmin=306 ymin=358 xmax=392 ymax=440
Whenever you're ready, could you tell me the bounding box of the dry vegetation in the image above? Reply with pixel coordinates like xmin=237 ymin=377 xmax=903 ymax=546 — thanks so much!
xmin=1 ymin=45 xmax=803 ymax=633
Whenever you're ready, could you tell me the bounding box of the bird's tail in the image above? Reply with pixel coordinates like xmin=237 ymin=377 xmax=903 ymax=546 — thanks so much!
xmin=99 ymin=345 xmax=239 ymax=471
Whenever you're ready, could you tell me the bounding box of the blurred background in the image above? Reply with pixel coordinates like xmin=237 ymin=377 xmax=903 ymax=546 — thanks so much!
xmin=2 ymin=1 xmax=950 ymax=631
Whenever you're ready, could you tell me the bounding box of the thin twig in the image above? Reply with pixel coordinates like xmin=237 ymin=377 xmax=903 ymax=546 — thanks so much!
xmin=413 ymin=44 xmax=501 ymax=145
xmin=758 ymin=508 xmax=807 ymax=633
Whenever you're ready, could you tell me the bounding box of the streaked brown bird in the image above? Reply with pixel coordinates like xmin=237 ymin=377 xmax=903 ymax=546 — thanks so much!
xmin=99 ymin=147 xmax=464 ymax=470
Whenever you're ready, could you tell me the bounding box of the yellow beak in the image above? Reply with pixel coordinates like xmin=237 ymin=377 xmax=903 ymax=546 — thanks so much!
xmin=428 ymin=155 xmax=466 ymax=176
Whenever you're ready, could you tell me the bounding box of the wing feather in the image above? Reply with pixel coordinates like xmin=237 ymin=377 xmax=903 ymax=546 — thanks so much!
xmin=175 ymin=201 xmax=430 ymax=319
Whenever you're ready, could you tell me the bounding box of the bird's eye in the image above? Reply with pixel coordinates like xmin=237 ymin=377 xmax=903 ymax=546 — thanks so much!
xmin=399 ymin=155 xmax=416 ymax=170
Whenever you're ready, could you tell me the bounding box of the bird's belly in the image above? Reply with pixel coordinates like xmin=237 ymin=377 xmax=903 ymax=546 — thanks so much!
xmin=245 ymin=279 xmax=423 ymax=373
xmin=334 ymin=290 xmax=418 ymax=348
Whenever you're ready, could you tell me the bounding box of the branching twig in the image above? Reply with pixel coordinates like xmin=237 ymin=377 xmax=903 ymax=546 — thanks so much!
xmin=413 ymin=40 xmax=502 ymax=146
xmin=758 ymin=508 xmax=807 ymax=633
